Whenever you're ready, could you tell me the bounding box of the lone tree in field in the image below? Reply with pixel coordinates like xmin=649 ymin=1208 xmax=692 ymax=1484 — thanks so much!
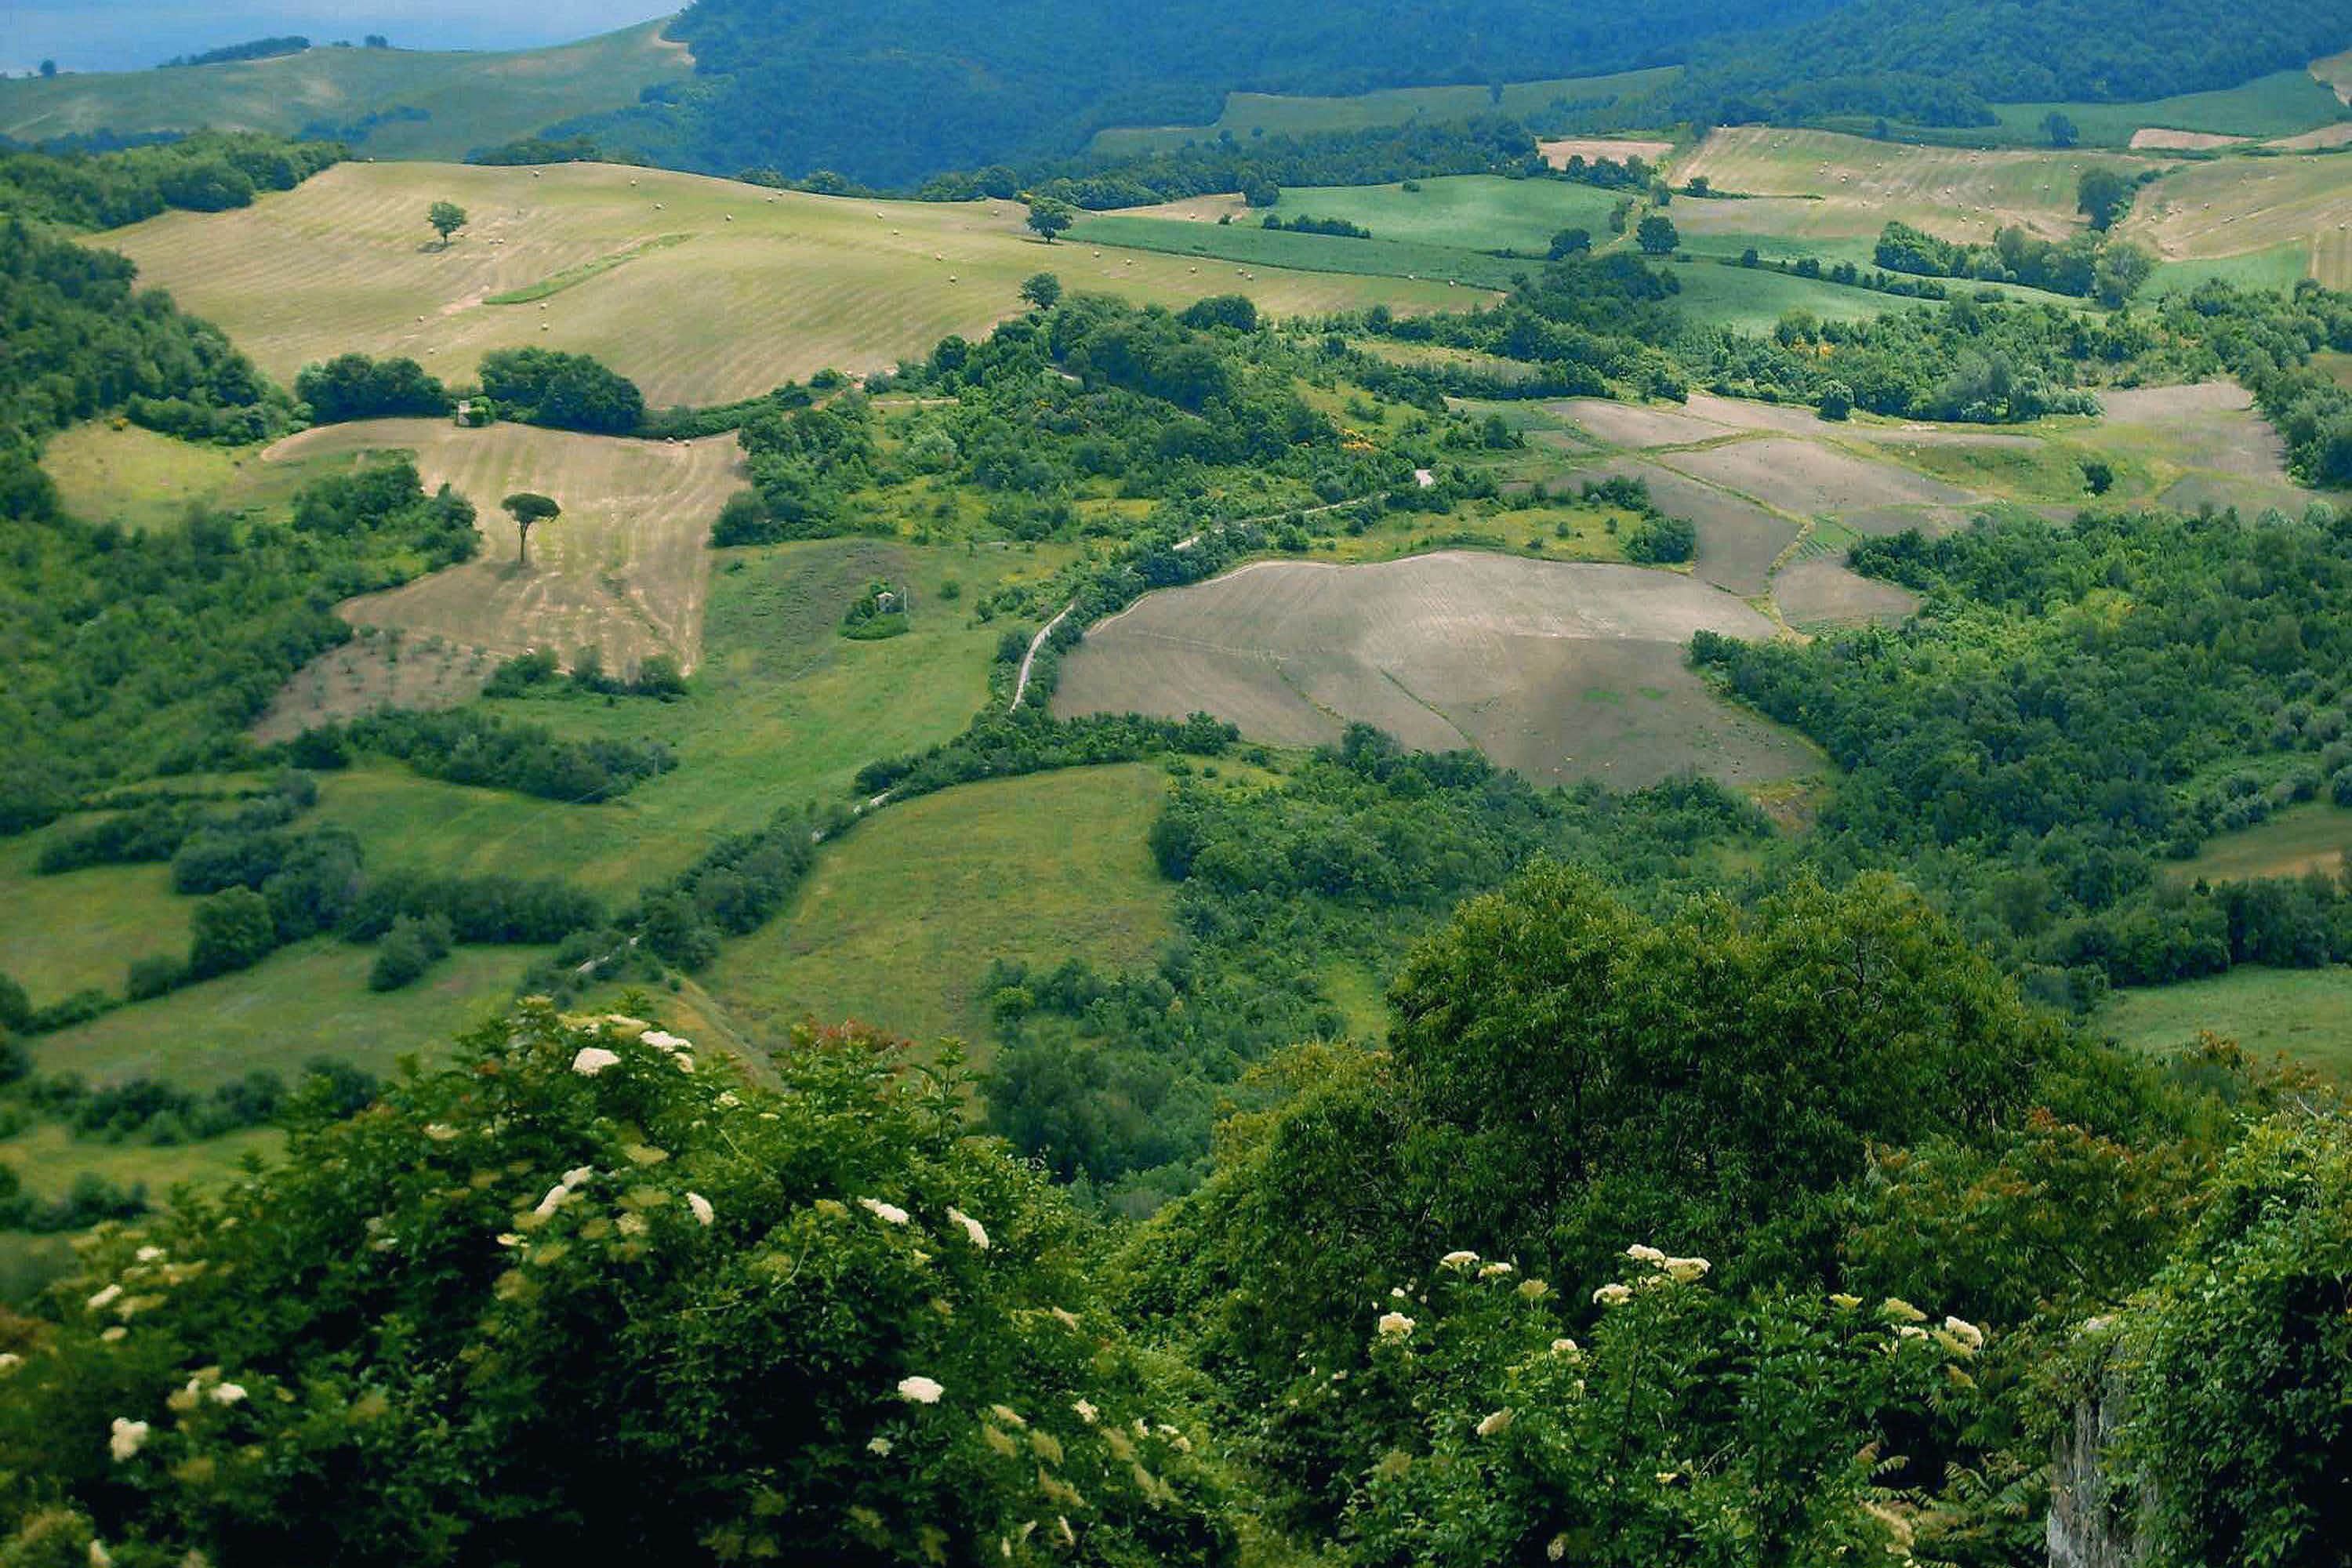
xmin=1025 ymin=197 xmax=1075 ymax=243
xmin=2077 ymin=169 xmax=2132 ymax=231
xmin=2042 ymin=111 xmax=2080 ymax=148
xmin=501 ymin=492 xmax=560 ymax=567
xmin=1020 ymin=271 xmax=1062 ymax=309
xmin=428 ymin=201 xmax=468 ymax=247
xmin=1635 ymin=212 xmax=1680 ymax=256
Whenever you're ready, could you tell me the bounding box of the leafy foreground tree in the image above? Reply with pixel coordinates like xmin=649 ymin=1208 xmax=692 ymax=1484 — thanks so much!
xmin=427 ymin=200 xmax=467 ymax=246
xmin=0 ymin=1007 xmax=1235 ymax=1566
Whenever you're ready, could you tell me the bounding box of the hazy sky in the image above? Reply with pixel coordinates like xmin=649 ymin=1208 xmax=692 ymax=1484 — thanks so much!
xmin=5 ymin=0 xmax=675 ymax=75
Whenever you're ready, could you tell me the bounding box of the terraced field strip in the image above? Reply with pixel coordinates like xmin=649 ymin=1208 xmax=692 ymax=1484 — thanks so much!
xmin=262 ymin=418 xmax=746 ymax=682
xmin=1675 ymin=128 xmax=2164 ymax=245
xmin=104 ymin=162 xmax=1474 ymax=407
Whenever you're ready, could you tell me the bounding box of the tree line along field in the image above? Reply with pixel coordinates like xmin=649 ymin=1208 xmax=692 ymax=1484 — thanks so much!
xmin=0 ymin=21 xmax=692 ymax=159
xmin=98 ymin=161 xmax=1472 ymax=408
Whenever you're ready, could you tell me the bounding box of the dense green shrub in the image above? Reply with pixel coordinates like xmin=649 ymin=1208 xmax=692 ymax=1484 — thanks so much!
xmin=0 ymin=1007 xmax=1237 ymax=1565
xmin=2119 ymin=1112 xmax=2352 ymax=1566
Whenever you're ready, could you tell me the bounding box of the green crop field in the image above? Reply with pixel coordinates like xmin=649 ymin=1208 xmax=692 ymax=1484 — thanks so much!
xmin=1254 ymin=176 xmax=1627 ymax=252
xmin=2106 ymin=966 xmax=2352 ymax=1080
xmin=1067 ymin=211 xmax=1524 ymax=290
xmin=28 ymin=939 xmax=546 ymax=1089
xmin=703 ymin=764 xmax=1178 ymax=1052
xmin=1990 ymin=69 xmax=2348 ymax=145
xmin=1087 ymin=66 xmax=1681 ymax=156
xmin=1071 ymin=205 xmax=1949 ymax=331
xmin=2146 ymin=241 xmax=2317 ymax=294
xmin=100 ymin=161 xmax=1474 ymax=408
xmin=0 ymin=1122 xmax=283 ymax=1204
xmin=0 ymin=22 xmax=691 ymax=159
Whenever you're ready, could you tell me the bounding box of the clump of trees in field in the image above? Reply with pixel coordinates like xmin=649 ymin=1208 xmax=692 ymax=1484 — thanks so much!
xmin=477 ymin=347 xmax=645 ymax=434
xmin=294 ymin=352 xmax=452 ymax=422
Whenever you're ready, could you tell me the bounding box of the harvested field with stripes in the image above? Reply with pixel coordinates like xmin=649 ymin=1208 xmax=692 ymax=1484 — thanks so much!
xmin=251 ymin=419 xmax=746 ymax=735
xmin=2121 ymin=155 xmax=2352 ymax=287
xmin=1674 ymin=128 xmax=2164 ymax=245
xmin=101 ymin=161 xmax=1469 ymax=407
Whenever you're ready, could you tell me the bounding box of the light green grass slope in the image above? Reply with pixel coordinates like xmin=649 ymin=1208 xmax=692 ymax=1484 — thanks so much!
xmin=0 ymin=22 xmax=691 ymax=159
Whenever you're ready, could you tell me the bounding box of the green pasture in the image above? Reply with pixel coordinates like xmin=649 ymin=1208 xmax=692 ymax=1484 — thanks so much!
xmin=703 ymin=764 xmax=1179 ymax=1053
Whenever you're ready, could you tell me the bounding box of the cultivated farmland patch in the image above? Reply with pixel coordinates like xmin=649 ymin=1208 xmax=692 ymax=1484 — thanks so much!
xmin=261 ymin=417 xmax=746 ymax=684
xmin=1769 ymin=557 xmax=1921 ymax=629
xmin=1674 ymin=128 xmax=2160 ymax=245
xmin=1053 ymin=550 xmax=1818 ymax=787
xmin=103 ymin=162 xmax=1471 ymax=407
xmin=1660 ymin=437 xmax=1977 ymax=514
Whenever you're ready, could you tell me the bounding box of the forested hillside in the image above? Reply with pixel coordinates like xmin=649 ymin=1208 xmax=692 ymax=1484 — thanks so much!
xmin=1675 ymin=0 xmax=2352 ymax=124
xmin=598 ymin=0 xmax=1834 ymax=183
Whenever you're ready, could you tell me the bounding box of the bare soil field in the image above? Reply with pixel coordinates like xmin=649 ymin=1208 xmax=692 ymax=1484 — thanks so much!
xmin=2269 ymin=123 xmax=2352 ymax=150
xmin=1770 ymin=557 xmax=1922 ymax=628
xmin=1579 ymin=458 xmax=1801 ymax=597
xmin=1054 ymin=551 xmax=1819 ymax=787
xmin=1549 ymin=399 xmax=1733 ymax=447
xmin=1539 ymin=136 xmax=1676 ymax=168
xmin=261 ymin=419 xmax=746 ymax=683
xmin=1661 ymin=437 xmax=1977 ymax=514
xmin=251 ymin=633 xmax=496 ymax=742
xmin=2097 ymin=383 xmax=2293 ymax=480
xmin=1685 ymin=397 xmax=2040 ymax=452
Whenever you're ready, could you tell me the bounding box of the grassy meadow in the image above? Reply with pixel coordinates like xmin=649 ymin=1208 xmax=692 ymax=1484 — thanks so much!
xmin=2107 ymin=967 xmax=2352 ymax=1080
xmin=0 ymin=830 xmax=191 ymax=1011
xmin=0 ymin=21 xmax=691 ymax=159
xmin=2172 ymin=803 xmax=2352 ymax=884
xmin=28 ymin=941 xmax=545 ymax=1088
xmin=703 ymin=764 xmax=1179 ymax=1053
xmin=100 ymin=161 xmax=1474 ymax=407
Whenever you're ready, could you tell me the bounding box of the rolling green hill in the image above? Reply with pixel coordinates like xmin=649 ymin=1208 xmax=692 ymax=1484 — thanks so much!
xmin=0 ymin=21 xmax=691 ymax=160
